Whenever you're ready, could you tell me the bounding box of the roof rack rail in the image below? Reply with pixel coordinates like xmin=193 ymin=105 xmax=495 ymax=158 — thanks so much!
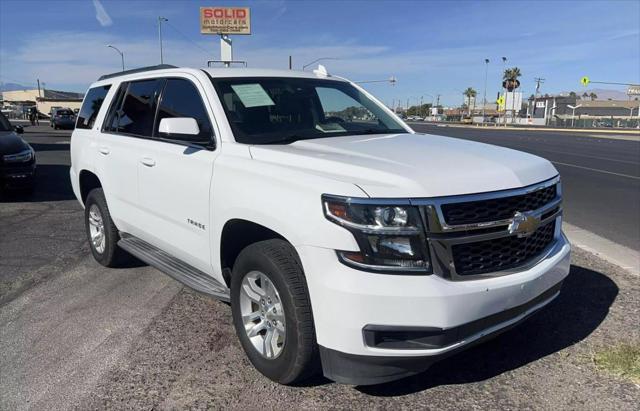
xmin=98 ymin=64 xmax=178 ymax=81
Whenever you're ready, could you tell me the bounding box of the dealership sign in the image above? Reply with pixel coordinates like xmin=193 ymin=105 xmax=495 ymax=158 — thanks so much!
xmin=200 ymin=7 xmax=251 ymax=35
xmin=628 ymin=85 xmax=640 ymax=96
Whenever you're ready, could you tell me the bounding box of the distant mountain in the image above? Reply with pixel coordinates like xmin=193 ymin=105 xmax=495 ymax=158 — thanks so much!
xmin=0 ymin=82 xmax=34 ymax=92
xmin=559 ymin=88 xmax=632 ymax=100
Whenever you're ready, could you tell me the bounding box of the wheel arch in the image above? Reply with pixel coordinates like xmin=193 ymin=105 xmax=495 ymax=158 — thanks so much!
xmin=219 ymin=218 xmax=293 ymax=288
xmin=79 ymin=169 xmax=102 ymax=205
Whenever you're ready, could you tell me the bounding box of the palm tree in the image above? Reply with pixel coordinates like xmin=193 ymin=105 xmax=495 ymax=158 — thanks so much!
xmin=502 ymin=67 xmax=522 ymax=91
xmin=463 ymin=87 xmax=477 ymax=116
xmin=582 ymin=92 xmax=589 ymax=100
xmin=589 ymin=92 xmax=598 ymax=101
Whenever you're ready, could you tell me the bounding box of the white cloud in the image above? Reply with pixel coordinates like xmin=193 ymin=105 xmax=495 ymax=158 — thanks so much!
xmin=92 ymin=0 xmax=113 ymax=27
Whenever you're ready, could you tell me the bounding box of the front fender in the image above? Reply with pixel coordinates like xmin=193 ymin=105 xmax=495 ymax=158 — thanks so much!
xmin=211 ymin=149 xmax=364 ymax=274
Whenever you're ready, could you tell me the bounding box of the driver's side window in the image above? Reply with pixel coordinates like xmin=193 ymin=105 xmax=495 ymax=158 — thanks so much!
xmin=315 ymin=87 xmax=376 ymax=123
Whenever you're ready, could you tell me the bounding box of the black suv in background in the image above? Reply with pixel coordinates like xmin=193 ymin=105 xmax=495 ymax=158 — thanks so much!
xmin=0 ymin=112 xmax=36 ymax=192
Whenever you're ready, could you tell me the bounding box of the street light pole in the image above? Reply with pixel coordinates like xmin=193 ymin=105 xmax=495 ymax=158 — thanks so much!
xmin=482 ymin=58 xmax=489 ymax=122
xmin=107 ymin=45 xmax=125 ymax=71
xmin=567 ymin=104 xmax=582 ymax=127
xmin=158 ymin=17 xmax=168 ymax=64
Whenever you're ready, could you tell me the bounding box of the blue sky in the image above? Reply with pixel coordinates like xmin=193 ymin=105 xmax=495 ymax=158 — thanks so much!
xmin=1 ymin=0 xmax=638 ymax=106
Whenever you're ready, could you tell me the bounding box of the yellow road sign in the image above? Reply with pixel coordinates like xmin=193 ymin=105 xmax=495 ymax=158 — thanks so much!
xmin=496 ymin=95 xmax=505 ymax=105
xmin=581 ymin=76 xmax=590 ymax=86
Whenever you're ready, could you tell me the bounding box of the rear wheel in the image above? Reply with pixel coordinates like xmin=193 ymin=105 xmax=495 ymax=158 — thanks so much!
xmin=84 ymin=188 xmax=129 ymax=267
xmin=231 ymin=239 xmax=319 ymax=384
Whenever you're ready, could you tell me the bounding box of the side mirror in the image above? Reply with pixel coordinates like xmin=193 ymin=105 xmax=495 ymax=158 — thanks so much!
xmin=159 ymin=117 xmax=200 ymax=137
xmin=14 ymin=125 xmax=24 ymax=134
xmin=158 ymin=117 xmax=212 ymax=148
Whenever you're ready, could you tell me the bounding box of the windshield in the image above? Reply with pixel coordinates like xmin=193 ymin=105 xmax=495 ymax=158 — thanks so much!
xmin=56 ymin=109 xmax=74 ymax=116
xmin=0 ymin=112 xmax=12 ymax=132
xmin=210 ymin=77 xmax=407 ymax=144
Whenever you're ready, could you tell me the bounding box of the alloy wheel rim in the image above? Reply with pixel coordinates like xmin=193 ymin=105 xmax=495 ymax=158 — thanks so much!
xmin=239 ymin=271 xmax=286 ymax=359
xmin=88 ymin=204 xmax=106 ymax=254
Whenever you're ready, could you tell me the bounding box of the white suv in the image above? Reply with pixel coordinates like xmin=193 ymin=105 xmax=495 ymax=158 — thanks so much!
xmin=70 ymin=65 xmax=570 ymax=385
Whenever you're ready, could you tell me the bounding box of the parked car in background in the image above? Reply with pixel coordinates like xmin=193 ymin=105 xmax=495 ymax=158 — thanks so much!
xmin=0 ymin=112 xmax=36 ymax=192
xmin=50 ymin=108 xmax=76 ymax=129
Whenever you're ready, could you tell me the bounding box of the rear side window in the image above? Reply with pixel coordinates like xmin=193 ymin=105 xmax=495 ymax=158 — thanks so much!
xmin=155 ymin=78 xmax=213 ymax=140
xmin=105 ymin=79 xmax=163 ymax=137
xmin=76 ymin=85 xmax=110 ymax=129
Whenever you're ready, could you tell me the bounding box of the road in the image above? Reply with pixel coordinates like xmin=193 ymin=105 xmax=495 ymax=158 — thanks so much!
xmin=1 ymin=125 xmax=639 ymax=409
xmin=411 ymin=123 xmax=640 ymax=250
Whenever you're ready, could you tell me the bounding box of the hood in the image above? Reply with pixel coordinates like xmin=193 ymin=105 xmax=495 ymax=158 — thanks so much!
xmin=249 ymin=133 xmax=558 ymax=198
xmin=0 ymin=131 xmax=30 ymax=155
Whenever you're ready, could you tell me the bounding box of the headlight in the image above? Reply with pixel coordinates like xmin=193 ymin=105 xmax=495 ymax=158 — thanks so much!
xmin=3 ymin=148 xmax=33 ymax=163
xmin=322 ymin=195 xmax=431 ymax=274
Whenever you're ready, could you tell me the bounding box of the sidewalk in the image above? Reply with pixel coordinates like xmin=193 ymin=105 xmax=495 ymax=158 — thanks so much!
xmin=411 ymin=122 xmax=640 ymax=140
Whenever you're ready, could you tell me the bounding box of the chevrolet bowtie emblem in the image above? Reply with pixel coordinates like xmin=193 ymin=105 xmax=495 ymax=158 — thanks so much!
xmin=508 ymin=211 xmax=541 ymax=238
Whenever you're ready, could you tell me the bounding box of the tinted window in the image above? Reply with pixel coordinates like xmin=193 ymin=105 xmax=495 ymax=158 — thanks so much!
xmin=112 ymin=79 xmax=163 ymax=137
xmin=155 ymin=78 xmax=213 ymax=141
xmin=211 ymin=77 xmax=406 ymax=144
xmin=76 ymin=85 xmax=110 ymax=129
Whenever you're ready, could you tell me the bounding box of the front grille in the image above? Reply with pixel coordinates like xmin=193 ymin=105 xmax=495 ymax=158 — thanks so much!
xmin=441 ymin=184 xmax=557 ymax=225
xmin=451 ymin=221 xmax=556 ymax=276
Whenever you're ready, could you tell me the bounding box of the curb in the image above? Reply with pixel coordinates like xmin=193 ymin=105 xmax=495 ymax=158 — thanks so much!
xmin=564 ymin=222 xmax=639 ymax=276
xmin=409 ymin=122 xmax=640 ymax=138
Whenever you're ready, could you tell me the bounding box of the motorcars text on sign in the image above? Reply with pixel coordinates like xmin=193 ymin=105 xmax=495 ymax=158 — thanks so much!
xmin=200 ymin=7 xmax=251 ymax=35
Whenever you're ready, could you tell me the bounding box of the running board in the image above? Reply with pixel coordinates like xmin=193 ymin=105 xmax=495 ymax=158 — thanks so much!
xmin=118 ymin=234 xmax=230 ymax=302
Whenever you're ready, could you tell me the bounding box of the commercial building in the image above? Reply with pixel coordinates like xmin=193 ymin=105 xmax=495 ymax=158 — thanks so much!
xmin=527 ymin=95 xmax=639 ymax=127
xmin=1 ymin=88 xmax=84 ymax=118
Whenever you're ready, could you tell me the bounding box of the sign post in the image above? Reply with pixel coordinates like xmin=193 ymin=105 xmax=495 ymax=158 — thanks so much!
xmin=200 ymin=7 xmax=251 ymax=67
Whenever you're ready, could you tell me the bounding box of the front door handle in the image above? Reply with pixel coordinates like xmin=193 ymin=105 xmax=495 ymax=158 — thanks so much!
xmin=140 ymin=157 xmax=156 ymax=167
xmin=98 ymin=146 xmax=110 ymax=155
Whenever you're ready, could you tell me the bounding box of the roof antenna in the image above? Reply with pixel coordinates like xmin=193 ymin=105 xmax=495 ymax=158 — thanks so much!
xmin=313 ymin=64 xmax=329 ymax=78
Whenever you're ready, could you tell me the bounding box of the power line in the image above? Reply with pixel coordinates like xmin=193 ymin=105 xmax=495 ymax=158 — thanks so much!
xmin=164 ymin=21 xmax=210 ymax=54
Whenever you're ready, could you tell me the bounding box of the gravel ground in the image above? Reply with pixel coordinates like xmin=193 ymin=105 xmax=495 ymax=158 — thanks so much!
xmin=79 ymin=248 xmax=640 ymax=410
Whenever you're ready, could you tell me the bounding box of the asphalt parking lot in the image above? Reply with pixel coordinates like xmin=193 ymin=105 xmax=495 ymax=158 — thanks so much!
xmin=1 ymin=125 xmax=639 ymax=409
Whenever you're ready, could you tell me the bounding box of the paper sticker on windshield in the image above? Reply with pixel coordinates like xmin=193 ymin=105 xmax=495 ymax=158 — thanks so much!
xmin=231 ymin=84 xmax=275 ymax=108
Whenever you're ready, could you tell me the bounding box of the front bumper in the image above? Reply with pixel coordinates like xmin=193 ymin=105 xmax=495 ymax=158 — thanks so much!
xmin=297 ymin=232 xmax=570 ymax=384
xmin=0 ymin=163 xmax=36 ymax=189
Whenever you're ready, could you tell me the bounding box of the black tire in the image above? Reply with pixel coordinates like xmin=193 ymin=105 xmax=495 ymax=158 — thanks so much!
xmin=84 ymin=188 xmax=129 ymax=267
xmin=231 ymin=239 xmax=320 ymax=385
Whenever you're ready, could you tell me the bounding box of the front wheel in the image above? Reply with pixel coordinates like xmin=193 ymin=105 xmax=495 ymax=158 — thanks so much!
xmin=231 ymin=239 xmax=320 ymax=385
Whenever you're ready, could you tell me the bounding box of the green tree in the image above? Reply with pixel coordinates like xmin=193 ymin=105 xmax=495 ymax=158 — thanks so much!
xmin=463 ymin=87 xmax=477 ymax=116
xmin=569 ymin=91 xmax=577 ymax=98
xmin=589 ymin=92 xmax=598 ymax=101
xmin=582 ymin=92 xmax=589 ymax=100
xmin=503 ymin=67 xmax=522 ymax=81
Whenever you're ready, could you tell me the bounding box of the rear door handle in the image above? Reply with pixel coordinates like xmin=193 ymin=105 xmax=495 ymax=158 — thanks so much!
xmin=140 ymin=157 xmax=156 ymax=167
xmin=98 ymin=146 xmax=110 ymax=155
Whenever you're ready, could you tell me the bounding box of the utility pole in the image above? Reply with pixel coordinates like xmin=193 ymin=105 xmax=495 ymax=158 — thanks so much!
xmin=436 ymin=94 xmax=440 ymax=107
xmin=37 ymin=79 xmax=41 ymax=98
xmin=289 ymin=56 xmax=292 ymax=70
xmin=158 ymin=16 xmax=168 ymax=64
xmin=532 ymin=77 xmax=545 ymax=122
xmin=501 ymin=57 xmax=507 ymax=126
xmin=482 ymin=58 xmax=489 ymax=122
